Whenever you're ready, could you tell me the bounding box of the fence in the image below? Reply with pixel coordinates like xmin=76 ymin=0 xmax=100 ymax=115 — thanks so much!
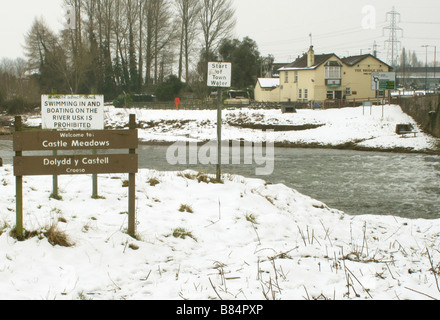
xmin=323 ymin=97 xmax=395 ymax=109
xmin=123 ymin=100 xmax=219 ymax=110
xmin=118 ymin=97 xmax=405 ymax=110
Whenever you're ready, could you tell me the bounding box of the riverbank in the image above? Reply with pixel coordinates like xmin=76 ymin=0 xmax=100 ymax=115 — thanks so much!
xmin=1 ymin=165 xmax=440 ymax=300
xmin=3 ymin=105 xmax=439 ymax=155
xmin=105 ymin=105 xmax=440 ymax=154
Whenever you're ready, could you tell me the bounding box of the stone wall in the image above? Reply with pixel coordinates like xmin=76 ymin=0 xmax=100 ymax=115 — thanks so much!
xmin=397 ymin=95 xmax=440 ymax=138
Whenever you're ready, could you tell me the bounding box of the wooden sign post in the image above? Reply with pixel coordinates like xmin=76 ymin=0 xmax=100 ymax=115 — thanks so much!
xmin=13 ymin=115 xmax=138 ymax=238
xmin=41 ymin=94 xmax=105 ymax=198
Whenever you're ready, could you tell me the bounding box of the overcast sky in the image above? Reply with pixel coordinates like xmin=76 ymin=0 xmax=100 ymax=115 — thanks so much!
xmin=0 ymin=0 xmax=439 ymax=65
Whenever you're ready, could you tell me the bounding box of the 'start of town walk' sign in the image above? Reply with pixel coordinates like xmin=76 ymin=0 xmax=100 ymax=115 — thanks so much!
xmin=207 ymin=62 xmax=232 ymax=88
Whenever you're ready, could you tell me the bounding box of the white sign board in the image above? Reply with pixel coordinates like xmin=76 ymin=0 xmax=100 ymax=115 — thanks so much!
xmin=372 ymin=72 xmax=396 ymax=90
xmin=207 ymin=62 xmax=232 ymax=88
xmin=42 ymin=95 xmax=104 ymax=130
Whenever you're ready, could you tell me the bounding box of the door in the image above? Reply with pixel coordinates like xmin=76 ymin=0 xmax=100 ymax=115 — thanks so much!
xmin=335 ymin=91 xmax=343 ymax=99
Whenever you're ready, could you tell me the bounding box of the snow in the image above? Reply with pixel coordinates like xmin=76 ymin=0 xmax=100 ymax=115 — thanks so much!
xmin=22 ymin=104 xmax=438 ymax=152
xmin=257 ymin=78 xmax=280 ymax=88
xmin=3 ymin=105 xmax=439 ymax=300
xmin=1 ymin=166 xmax=440 ymax=300
xmin=97 ymin=104 xmax=438 ymax=152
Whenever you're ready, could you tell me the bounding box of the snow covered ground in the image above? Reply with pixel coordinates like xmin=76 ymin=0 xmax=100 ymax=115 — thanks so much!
xmin=1 ymin=166 xmax=440 ymax=300
xmin=22 ymin=104 xmax=438 ymax=152
xmin=100 ymin=104 xmax=438 ymax=152
xmin=3 ymin=104 xmax=439 ymax=301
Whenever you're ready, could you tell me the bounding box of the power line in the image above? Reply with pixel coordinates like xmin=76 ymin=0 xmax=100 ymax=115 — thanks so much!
xmin=401 ymin=21 xmax=440 ymax=25
xmin=383 ymin=6 xmax=404 ymax=68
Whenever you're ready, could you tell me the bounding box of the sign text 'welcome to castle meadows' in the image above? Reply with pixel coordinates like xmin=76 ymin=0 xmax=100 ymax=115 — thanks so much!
xmin=14 ymin=130 xmax=138 ymax=151
xmin=13 ymin=130 xmax=138 ymax=176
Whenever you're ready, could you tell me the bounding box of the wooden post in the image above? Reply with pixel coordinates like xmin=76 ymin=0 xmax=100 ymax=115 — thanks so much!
xmin=92 ymin=149 xmax=98 ymax=198
xmin=14 ymin=116 xmax=23 ymax=238
xmin=128 ymin=114 xmax=136 ymax=237
xmin=52 ymin=150 xmax=59 ymax=199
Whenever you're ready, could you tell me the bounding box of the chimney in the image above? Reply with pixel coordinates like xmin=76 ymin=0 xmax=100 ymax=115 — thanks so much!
xmin=307 ymin=46 xmax=315 ymax=67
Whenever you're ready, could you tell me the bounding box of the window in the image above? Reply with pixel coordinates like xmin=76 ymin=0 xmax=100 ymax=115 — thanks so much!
xmin=327 ymin=91 xmax=335 ymax=99
xmin=325 ymin=61 xmax=342 ymax=79
xmin=285 ymin=71 xmax=289 ymax=83
xmin=346 ymin=87 xmax=351 ymax=96
xmin=298 ymin=89 xmax=302 ymax=99
xmin=295 ymin=71 xmax=298 ymax=83
xmin=304 ymin=89 xmax=308 ymax=100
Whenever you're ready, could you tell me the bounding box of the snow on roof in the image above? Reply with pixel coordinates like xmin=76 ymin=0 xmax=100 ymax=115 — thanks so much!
xmin=258 ymin=78 xmax=280 ymax=88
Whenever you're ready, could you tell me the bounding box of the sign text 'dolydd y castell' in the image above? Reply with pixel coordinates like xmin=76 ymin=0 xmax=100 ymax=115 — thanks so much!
xmin=13 ymin=129 xmax=138 ymax=176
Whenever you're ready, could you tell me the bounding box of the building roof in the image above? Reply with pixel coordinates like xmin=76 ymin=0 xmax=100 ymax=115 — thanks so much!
xmin=257 ymin=78 xmax=280 ymax=88
xmin=279 ymin=52 xmax=391 ymax=72
xmin=341 ymin=54 xmax=390 ymax=68
xmin=279 ymin=53 xmax=336 ymax=71
xmin=341 ymin=54 xmax=371 ymax=66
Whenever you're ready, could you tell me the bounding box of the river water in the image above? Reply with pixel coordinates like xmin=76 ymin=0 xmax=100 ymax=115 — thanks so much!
xmin=1 ymin=139 xmax=439 ymax=219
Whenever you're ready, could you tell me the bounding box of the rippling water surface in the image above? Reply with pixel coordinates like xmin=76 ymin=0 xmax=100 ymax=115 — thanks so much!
xmin=1 ymin=139 xmax=439 ymax=219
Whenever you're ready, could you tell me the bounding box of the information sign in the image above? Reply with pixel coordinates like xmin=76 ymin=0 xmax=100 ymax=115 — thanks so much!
xmin=372 ymin=72 xmax=396 ymax=91
xmin=14 ymin=154 xmax=138 ymax=176
xmin=41 ymin=95 xmax=104 ymax=130
xmin=207 ymin=62 xmax=232 ymax=88
xmin=13 ymin=130 xmax=138 ymax=152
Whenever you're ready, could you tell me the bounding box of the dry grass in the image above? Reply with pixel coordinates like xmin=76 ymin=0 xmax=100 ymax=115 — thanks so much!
xmin=0 ymin=127 xmax=12 ymax=135
xmin=179 ymin=204 xmax=194 ymax=213
xmin=148 ymin=178 xmax=160 ymax=187
xmin=44 ymin=224 xmax=74 ymax=247
xmin=172 ymin=228 xmax=197 ymax=242
xmin=9 ymin=223 xmax=74 ymax=247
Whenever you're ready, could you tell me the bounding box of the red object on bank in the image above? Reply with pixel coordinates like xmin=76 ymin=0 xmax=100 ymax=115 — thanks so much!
xmin=175 ymin=98 xmax=181 ymax=110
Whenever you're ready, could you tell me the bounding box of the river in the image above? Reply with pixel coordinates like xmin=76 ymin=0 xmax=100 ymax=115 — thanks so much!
xmin=1 ymin=139 xmax=439 ymax=219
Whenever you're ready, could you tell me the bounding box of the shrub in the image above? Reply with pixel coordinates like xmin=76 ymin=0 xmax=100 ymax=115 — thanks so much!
xmin=113 ymin=93 xmax=133 ymax=108
xmin=155 ymin=75 xmax=184 ymax=101
xmin=1 ymin=97 xmax=34 ymax=115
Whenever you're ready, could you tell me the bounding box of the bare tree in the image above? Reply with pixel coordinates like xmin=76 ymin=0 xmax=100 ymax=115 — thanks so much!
xmin=151 ymin=0 xmax=175 ymax=84
xmin=24 ymin=17 xmax=73 ymax=93
xmin=23 ymin=18 xmax=56 ymax=71
xmin=20 ymin=0 xmax=239 ymax=99
xmin=137 ymin=0 xmax=149 ymax=89
xmin=199 ymin=0 xmax=236 ymax=85
xmin=175 ymin=0 xmax=202 ymax=83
